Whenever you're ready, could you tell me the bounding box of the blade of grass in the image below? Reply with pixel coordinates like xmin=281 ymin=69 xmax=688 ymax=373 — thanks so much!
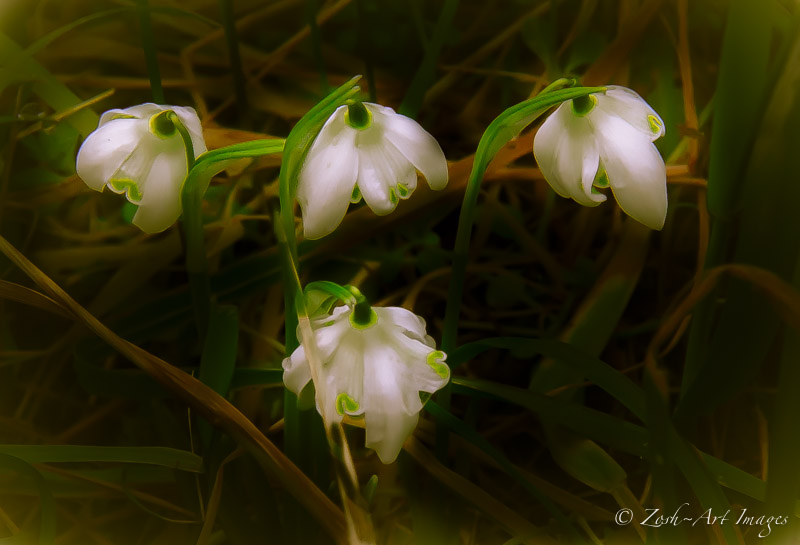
xmin=675 ymin=22 xmax=800 ymax=428
xmin=136 ymin=0 xmax=165 ymax=103
xmin=399 ymin=0 xmax=459 ymax=118
xmin=425 ymin=401 xmax=587 ymax=543
xmin=0 ymin=234 xmax=348 ymax=543
xmin=218 ymin=0 xmax=248 ymax=119
xmin=0 ymin=454 xmax=56 ymax=545
xmin=450 ymin=337 xmax=645 ymax=421
xmin=682 ymin=0 xmax=773 ymax=391
xmin=0 ymin=446 xmax=203 ymax=472
xmin=0 ymin=33 xmax=98 ymax=136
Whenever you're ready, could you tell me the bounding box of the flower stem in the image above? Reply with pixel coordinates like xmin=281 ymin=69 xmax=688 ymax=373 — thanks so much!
xmin=438 ymin=81 xmax=605 ymax=458
xmin=136 ymin=0 xmax=164 ymax=104
xmin=180 ymin=139 xmax=285 ymax=339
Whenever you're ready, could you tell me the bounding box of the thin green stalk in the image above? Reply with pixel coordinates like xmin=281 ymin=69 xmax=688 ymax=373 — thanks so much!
xmin=437 ymin=80 xmax=605 ymax=459
xmin=218 ymin=0 xmax=248 ymax=119
xmin=441 ymin=81 xmax=604 ymax=353
xmin=136 ymin=0 xmax=165 ymax=104
xmin=181 ymin=138 xmax=285 ymax=339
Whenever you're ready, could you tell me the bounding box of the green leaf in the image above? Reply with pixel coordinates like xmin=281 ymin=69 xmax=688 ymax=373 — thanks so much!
xmin=450 ymin=337 xmax=646 ymax=421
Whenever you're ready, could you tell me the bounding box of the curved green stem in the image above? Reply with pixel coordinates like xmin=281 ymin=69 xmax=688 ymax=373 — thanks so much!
xmin=441 ymin=81 xmax=605 ymax=354
xmin=180 ymin=138 xmax=285 ymax=338
xmin=437 ymin=81 xmax=606 ymax=460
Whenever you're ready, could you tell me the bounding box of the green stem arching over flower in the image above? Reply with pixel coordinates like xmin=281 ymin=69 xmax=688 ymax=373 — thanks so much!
xmin=437 ymin=80 xmax=606 ymax=457
xmin=441 ymin=80 xmax=606 ymax=354
xmin=180 ymin=138 xmax=286 ymax=337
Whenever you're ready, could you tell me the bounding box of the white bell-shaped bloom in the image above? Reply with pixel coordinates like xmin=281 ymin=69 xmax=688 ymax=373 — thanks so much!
xmin=296 ymin=102 xmax=449 ymax=240
xmin=533 ymin=86 xmax=668 ymax=230
xmin=283 ymin=303 xmax=450 ymax=463
xmin=76 ymin=103 xmax=207 ymax=233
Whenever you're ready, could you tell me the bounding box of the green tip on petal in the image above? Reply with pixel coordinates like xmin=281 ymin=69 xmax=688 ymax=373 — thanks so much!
xmin=108 ymin=178 xmax=143 ymax=202
xmin=110 ymin=114 xmax=137 ymax=121
xmin=648 ymin=114 xmax=664 ymax=135
xmin=426 ymin=350 xmax=449 ymax=379
xmin=345 ymin=102 xmax=372 ymax=130
xmin=149 ymin=110 xmax=177 ymax=138
xmin=593 ymin=169 xmax=610 ymax=188
xmin=571 ymin=94 xmax=598 ymax=117
xmin=351 ymin=186 xmax=362 ymax=203
xmin=389 ymin=187 xmax=398 ymax=205
xmin=397 ymin=183 xmax=409 ymax=198
xmin=335 ymin=392 xmax=360 ymax=416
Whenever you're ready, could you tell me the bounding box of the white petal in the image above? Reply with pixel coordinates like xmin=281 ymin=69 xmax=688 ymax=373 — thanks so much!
xmin=132 ymin=152 xmax=186 ymax=233
xmin=534 ymin=104 xmax=605 ymax=207
xmin=297 ymin=107 xmax=359 ymax=239
xmin=320 ymin=328 xmax=365 ymax=419
xmin=362 ymin=336 xmax=424 ymax=463
xmin=597 ymin=86 xmax=665 ymax=141
xmin=76 ymin=118 xmax=148 ymax=191
xmin=304 ymin=305 xmax=352 ymax=362
xmin=374 ymin=307 xmax=428 ymax=342
xmin=98 ymin=103 xmax=163 ymax=126
xmin=368 ymin=103 xmax=449 ymax=190
xmin=364 ymin=404 xmax=418 ymax=463
xmin=282 ymin=345 xmax=312 ymax=396
xmin=593 ymin=110 xmax=668 ymax=230
xmin=171 ymin=105 xmax=208 ymax=157
xmin=357 ymin=142 xmax=401 ymax=215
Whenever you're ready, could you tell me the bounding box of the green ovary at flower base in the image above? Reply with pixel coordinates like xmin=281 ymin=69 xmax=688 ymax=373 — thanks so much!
xmin=282 ymin=301 xmax=450 ymax=463
xmin=76 ymin=103 xmax=207 ymax=233
xmin=296 ymin=101 xmax=449 ymax=240
xmin=534 ymin=86 xmax=668 ymax=230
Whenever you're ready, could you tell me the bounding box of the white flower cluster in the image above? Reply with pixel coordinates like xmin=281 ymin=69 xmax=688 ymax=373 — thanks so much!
xmin=74 ymin=83 xmax=667 ymax=463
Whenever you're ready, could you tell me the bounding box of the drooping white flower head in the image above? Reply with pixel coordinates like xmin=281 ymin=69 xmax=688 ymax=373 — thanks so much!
xmin=533 ymin=86 xmax=668 ymax=230
xmin=282 ymin=302 xmax=450 ymax=463
xmin=76 ymin=103 xmax=207 ymax=233
xmin=296 ymin=102 xmax=449 ymax=240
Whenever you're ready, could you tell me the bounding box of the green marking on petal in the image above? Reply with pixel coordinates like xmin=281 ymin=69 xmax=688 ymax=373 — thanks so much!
xmin=571 ymin=94 xmax=597 ymax=117
xmin=149 ymin=110 xmax=177 ymax=138
xmin=349 ymin=305 xmax=378 ymax=330
xmin=344 ymin=102 xmax=372 ymax=130
xmin=397 ymin=183 xmax=409 ymax=198
xmin=335 ymin=393 xmax=360 ymax=415
xmin=110 ymin=114 xmax=137 ymax=121
xmin=593 ymin=169 xmax=610 ymax=188
xmin=351 ymin=186 xmax=362 ymax=203
xmin=648 ymin=114 xmax=664 ymax=135
xmin=108 ymin=178 xmax=143 ymax=203
xmin=389 ymin=187 xmax=398 ymax=205
xmin=322 ymin=320 xmax=335 ymax=327
xmin=426 ymin=350 xmax=449 ymax=379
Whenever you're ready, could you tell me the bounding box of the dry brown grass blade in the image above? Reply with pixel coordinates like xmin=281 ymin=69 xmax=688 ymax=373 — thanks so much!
xmin=0 ymin=235 xmax=348 ymax=544
xmin=0 ymin=279 xmax=72 ymax=319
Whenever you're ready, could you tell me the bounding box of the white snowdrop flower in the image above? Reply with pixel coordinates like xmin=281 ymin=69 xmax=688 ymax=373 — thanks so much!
xmin=297 ymin=102 xmax=449 ymax=239
xmin=533 ymin=86 xmax=668 ymax=230
xmin=76 ymin=103 xmax=207 ymax=233
xmin=282 ymin=300 xmax=450 ymax=463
